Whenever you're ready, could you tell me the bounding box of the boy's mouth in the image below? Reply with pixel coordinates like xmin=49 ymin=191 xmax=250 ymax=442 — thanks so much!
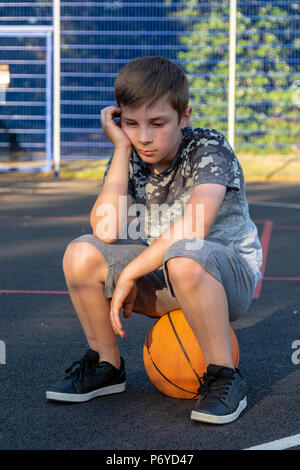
xmin=139 ymin=149 xmax=156 ymax=156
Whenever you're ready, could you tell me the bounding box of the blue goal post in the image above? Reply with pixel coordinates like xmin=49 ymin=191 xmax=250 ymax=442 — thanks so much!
xmin=0 ymin=25 xmax=53 ymax=173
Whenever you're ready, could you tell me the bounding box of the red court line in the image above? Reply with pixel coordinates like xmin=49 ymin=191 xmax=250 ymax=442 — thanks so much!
xmin=1 ymin=219 xmax=299 ymax=298
xmin=263 ymin=277 xmax=300 ymax=281
xmin=0 ymin=290 xmax=68 ymax=295
xmin=255 ymin=220 xmax=300 ymax=230
xmin=0 ymin=215 xmax=89 ymax=221
xmin=253 ymin=220 xmax=274 ymax=299
xmin=274 ymin=225 xmax=300 ymax=230
xmin=2 ymin=278 xmax=300 ymax=296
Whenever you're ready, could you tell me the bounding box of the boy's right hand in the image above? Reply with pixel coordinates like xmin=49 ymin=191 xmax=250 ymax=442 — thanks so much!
xmin=101 ymin=106 xmax=132 ymax=150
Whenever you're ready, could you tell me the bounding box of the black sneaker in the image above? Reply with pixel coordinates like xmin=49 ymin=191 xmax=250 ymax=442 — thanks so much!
xmin=46 ymin=349 xmax=126 ymax=403
xmin=191 ymin=364 xmax=247 ymax=424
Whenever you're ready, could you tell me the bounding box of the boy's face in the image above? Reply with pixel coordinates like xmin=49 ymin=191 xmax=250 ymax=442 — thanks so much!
xmin=120 ymin=96 xmax=192 ymax=171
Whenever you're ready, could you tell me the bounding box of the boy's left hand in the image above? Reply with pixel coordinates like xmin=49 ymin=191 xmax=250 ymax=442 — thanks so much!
xmin=110 ymin=273 xmax=137 ymax=338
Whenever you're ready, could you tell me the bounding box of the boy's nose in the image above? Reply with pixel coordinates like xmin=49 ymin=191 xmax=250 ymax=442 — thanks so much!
xmin=138 ymin=128 xmax=153 ymax=145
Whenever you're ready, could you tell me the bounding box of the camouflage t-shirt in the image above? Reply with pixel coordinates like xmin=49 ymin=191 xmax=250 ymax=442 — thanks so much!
xmin=103 ymin=127 xmax=262 ymax=283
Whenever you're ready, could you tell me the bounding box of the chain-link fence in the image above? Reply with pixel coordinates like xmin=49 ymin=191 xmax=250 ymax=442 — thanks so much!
xmin=0 ymin=1 xmax=299 ymax=169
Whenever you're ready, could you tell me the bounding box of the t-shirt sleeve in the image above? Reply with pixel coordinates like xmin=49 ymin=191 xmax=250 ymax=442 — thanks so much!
xmin=191 ymin=129 xmax=241 ymax=191
xmin=103 ymin=156 xmax=135 ymax=198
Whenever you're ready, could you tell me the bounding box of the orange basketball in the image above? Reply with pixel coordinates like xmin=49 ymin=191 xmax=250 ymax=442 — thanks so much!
xmin=143 ymin=309 xmax=239 ymax=399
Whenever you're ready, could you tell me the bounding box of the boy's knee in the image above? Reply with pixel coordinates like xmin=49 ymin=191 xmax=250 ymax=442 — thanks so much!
xmin=166 ymin=256 xmax=206 ymax=286
xmin=63 ymin=241 xmax=105 ymax=278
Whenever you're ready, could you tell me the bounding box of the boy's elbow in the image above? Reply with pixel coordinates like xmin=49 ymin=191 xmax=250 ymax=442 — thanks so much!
xmin=90 ymin=214 xmax=123 ymax=244
xmin=91 ymin=228 xmax=118 ymax=244
xmin=96 ymin=237 xmax=118 ymax=244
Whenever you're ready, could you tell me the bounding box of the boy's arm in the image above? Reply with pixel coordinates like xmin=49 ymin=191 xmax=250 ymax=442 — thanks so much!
xmin=90 ymin=106 xmax=133 ymax=243
xmin=110 ymin=183 xmax=226 ymax=337
xmin=123 ymin=183 xmax=226 ymax=280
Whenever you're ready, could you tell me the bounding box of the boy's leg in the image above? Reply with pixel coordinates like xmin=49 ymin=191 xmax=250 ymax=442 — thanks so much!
xmin=162 ymin=239 xmax=256 ymax=423
xmin=163 ymin=239 xmax=256 ymax=367
xmin=47 ymin=239 xmax=126 ymax=402
xmin=165 ymin=256 xmax=233 ymax=368
xmin=63 ymin=241 xmax=121 ymax=368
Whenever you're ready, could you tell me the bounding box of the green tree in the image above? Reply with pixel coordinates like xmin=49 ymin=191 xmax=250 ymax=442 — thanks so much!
xmin=171 ymin=1 xmax=300 ymax=154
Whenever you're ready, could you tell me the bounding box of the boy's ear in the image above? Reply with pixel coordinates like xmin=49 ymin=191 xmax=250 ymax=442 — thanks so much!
xmin=179 ymin=106 xmax=192 ymax=129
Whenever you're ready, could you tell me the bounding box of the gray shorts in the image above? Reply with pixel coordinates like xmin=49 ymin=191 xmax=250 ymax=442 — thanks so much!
xmin=69 ymin=234 xmax=257 ymax=322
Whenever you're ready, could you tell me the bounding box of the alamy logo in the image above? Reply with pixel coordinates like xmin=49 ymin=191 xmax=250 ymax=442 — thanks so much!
xmin=291 ymin=340 xmax=300 ymax=365
xmin=0 ymin=340 xmax=6 ymax=364
xmin=95 ymin=198 xmax=205 ymax=251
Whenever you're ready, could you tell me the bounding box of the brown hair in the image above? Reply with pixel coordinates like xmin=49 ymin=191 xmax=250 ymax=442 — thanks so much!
xmin=114 ymin=56 xmax=189 ymax=121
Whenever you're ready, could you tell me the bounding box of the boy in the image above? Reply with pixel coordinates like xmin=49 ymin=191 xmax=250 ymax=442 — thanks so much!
xmin=46 ymin=56 xmax=262 ymax=424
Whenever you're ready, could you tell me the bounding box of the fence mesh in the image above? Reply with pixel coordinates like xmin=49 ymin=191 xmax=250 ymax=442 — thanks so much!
xmin=0 ymin=1 xmax=299 ymax=165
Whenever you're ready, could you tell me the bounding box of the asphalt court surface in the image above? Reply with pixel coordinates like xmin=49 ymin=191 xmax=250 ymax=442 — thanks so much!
xmin=0 ymin=178 xmax=300 ymax=450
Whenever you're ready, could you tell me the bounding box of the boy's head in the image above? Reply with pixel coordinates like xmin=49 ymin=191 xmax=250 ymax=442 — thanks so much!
xmin=114 ymin=56 xmax=189 ymax=123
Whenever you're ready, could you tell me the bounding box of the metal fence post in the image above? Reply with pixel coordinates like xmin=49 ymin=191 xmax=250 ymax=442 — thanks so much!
xmin=53 ymin=0 xmax=61 ymax=178
xmin=228 ymin=0 xmax=237 ymax=150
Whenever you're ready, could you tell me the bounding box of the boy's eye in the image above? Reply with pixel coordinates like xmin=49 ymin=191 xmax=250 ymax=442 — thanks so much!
xmin=153 ymin=122 xmax=164 ymax=127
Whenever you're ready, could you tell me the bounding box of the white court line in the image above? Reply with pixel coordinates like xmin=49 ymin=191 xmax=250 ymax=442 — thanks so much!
xmin=245 ymin=433 xmax=300 ymax=450
xmin=248 ymin=201 xmax=300 ymax=210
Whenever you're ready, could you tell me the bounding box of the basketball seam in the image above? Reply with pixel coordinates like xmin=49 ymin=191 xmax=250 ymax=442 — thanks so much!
xmin=167 ymin=313 xmax=202 ymax=386
xmin=145 ymin=329 xmax=196 ymax=396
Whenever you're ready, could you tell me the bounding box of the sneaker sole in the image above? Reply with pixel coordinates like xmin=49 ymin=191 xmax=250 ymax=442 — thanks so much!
xmin=191 ymin=396 xmax=247 ymax=424
xmin=46 ymin=382 xmax=126 ymax=403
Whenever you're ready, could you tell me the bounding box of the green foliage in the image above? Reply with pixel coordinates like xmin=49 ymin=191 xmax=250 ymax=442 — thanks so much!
xmin=170 ymin=1 xmax=300 ymax=154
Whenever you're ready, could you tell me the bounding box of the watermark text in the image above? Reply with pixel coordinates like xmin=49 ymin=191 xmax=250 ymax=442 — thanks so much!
xmin=0 ymin=340 xmax=6 ymax=365
xmin=94 ymin=198 xmax=205 ymax=250
xmin=291 ymin=340 xmax=300 ymax=365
